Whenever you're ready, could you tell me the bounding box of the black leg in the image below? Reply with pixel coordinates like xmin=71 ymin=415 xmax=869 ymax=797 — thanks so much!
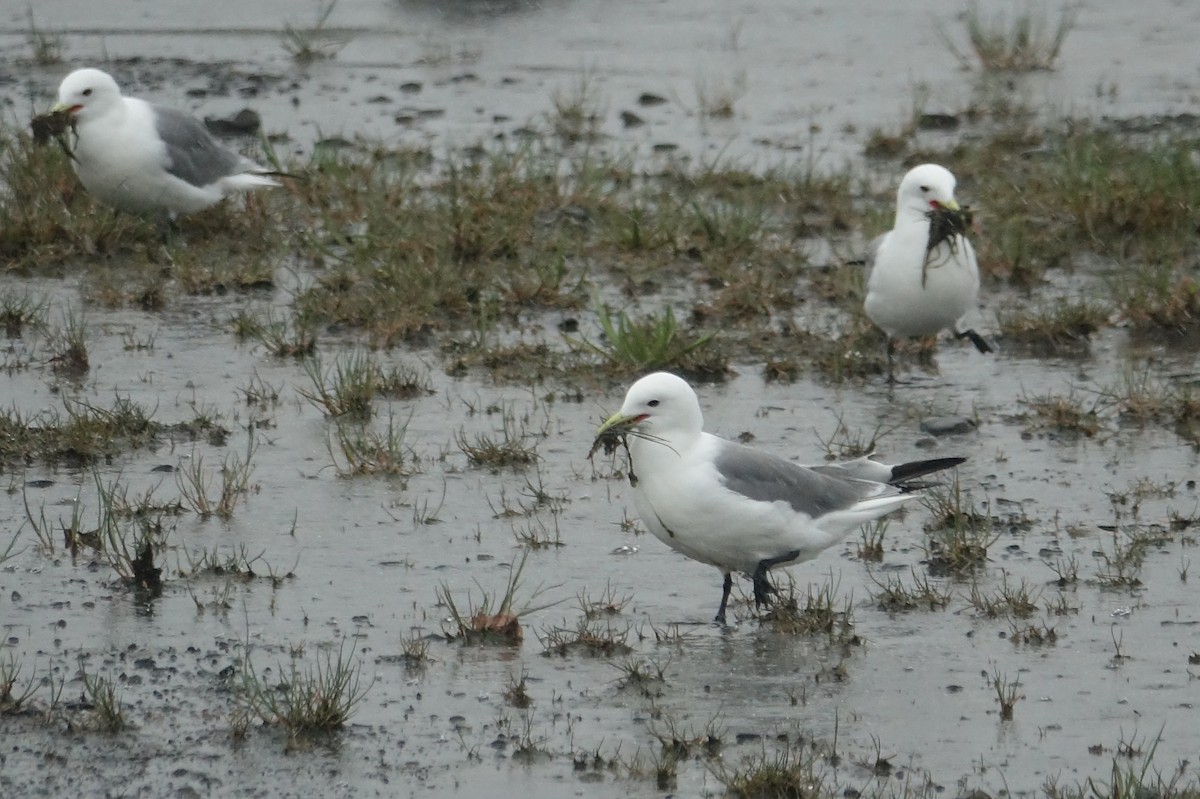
xmin=715 ymin=572 xmax=733 ymax=624
xmin=885 ymin=338 xmax=897 ymax=384
xmin=954 ymin=328 xmax=993 ymax=354
xmin=751 ymin=550 xmax=801 ymax=610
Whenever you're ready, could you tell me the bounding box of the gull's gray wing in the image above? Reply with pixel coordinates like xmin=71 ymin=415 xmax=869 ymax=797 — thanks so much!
xmin=810 ymin=455 xmax=964 ymax=487
xmin=152 ymin=106 xmax=247 ymax=188
xmin=713 ymin=441 xmax=894 ymax=518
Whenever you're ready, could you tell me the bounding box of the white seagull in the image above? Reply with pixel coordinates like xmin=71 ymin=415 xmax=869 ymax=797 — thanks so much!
xmin=596 ymin=372 xmax=964 ymax=623
xmin=51 ymin=68 xmax=279 ymax=216
xmin=864 ymin=163 xmax=991 ymax=382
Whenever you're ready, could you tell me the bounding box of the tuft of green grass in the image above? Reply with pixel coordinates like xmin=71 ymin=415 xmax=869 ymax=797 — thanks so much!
xmin=922 ymin=480 xmax=999 ymax=576
xmin=996 ymin=297 xmax=1108 ymax=353
xmin=0 ymin=289 xmax=48 ymax=338
xmin=280 ymin=0 xmax=348 ymax=63
xmin=457 ymin=411 xmax=541 ymax=470
xmin=942 ymin=2 xmax=1078 ymax=72
xmin=717 ymin=738 xmax=825 ymax=799
xmin=328 ymin=413 xmax=418 ymax=477
xmin=236 ymin=636 xmax=371 ymax=739
xmin=80 ymin=664 xmax=128 ymax=732
xmin=538 ymin=615 xmax=634 ymax=657
xmin=1018 ymin=388 xmax=1104 ymax=439
xmin=763 ymin=575 xmax=858 ymax=646
xmin=299 ymin=351 xmax=379 ymax=419
xmin=438 ymin=550 xmax=560 ymax=645
xmin=0 ymin=650 xmax=39 ymax=714
xmin=24 ymin=8 xmax=65 ymax=65
xmin=965 ymin=572 xmax=1040 ymax=618
xmin=175 ymin=442 xmax=257 ymax=521
xmin=991 ymin=668 xmax=1023 ymax=720
xmin=568 ymin=304 xmax=725 ymax=379
xmin=867 ymin=567 xmax=953 ymax=612
xmin=49 ymin=305 xmax=89 ymax=374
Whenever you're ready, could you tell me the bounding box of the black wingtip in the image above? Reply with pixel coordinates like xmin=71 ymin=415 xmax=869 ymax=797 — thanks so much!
xmin=889 ymin=456 xmax=966 ymax=485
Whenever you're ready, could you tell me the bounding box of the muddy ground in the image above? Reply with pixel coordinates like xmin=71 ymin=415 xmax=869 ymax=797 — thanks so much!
xmin=2 ymin=1 xmax=1200 ymax=797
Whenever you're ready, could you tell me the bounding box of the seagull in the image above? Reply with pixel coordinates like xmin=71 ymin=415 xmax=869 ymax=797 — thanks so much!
xmin=51 ymin=68 xmax=279 ymax=216
xmin=864 ymin=163 xmax=991 ymax=382
xmin=595 ymin=372 xmax=964 ymax=623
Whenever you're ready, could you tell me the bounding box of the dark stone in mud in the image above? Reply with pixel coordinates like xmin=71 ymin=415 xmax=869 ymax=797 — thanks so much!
xmin=400 ymin=82 xmax=423 ymax=94
xmin=920 ymin=416 xmax=976 ymax=436
xmin=652 ymin=142 xmax=679 ymax=152
xmin=152 ymin=464 xmax=174 ymax=473
xmin=918 ymin=112 xmax=960 ymax=130
xmin=638 ymin=92 xmax=668 ymax=107
xmin=735 ymin=732 xmax=761 ymax=743
xmin=25 ymin=479 xmax=54 ymax=488
xmin=203 ymin=109 xmax=263 ymax=137
xmin=620 ymin=110 xmax=645 ymax=128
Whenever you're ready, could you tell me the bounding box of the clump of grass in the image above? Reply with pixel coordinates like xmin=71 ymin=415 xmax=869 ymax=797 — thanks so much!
xmin=457 ymin=411 xmax=540 ymax=469
xmin=1094 ymin=528 xmax=1147 ymax=589
xmin=943 ymin=2 xmax=1077 ymax=72
xmin=569 ymin=304 xmax=725 ymax=379
xmin=922 ymin=481 xmax=999 ymax=575
xmin=503 ymin=672 xmax=533 ymax=709
xmin=299 ymin=351 xmax=379 ymax=419
xmin=966 ymin=572 xmax=1040 ymax=618
xmin=1018 ymin=388 xmax=1104 ymax=439
xmin=717 ymin=739 xmax=825 ymax=798
xmin=328 ymin=413 xmax=418 ymax=477
xmin=175 ymin=443 xmax=257 ymax=521
xmin=281 ymin=0 xmax=348 ymax=63
xmin=991 ymin=668 xmax=1023 ymax=721
xmin=996 ymin=297 xmax=1108 ymax=353
xmin=48 ymin=305 xmax=89 ymax=374
xmin=539 ymin=615 xmax=634 ymax=657
xmin=867 ymin=567 xmax=953 ymax=612
xmin=1117 ymin=272 xmax=1200 ymax=336
xmin=399 ymin=632 xmax=432 ymax=669
xmin=0 ymin=397 xmax=159 ymax=466
xmin=233 ymin=307 xmax=318 ymax=358
xmin=551 ymin=72 xmax=604 ymax=143
xmin=763 ymin=576 xmax=858 ymax=646
xmin=438 ymin=551 xmax=559 ymax=645
xmin=0 ymin=651 xmax=39 ymax=714
xmin=236 ymin=637 xmax=371 ymax=739
xmin=79 ymin=665 xmax=128 ymax=732
xmin=0 ymin=289 xmax=48 ymax=337
xmin=694 ymin=71 xmax=747 ymax=119
xmin=1009 ymin=619 xmax=1058 ymax=646
xmin=24 ymin=9 xmax=65 ymax=65
xmin=855 ymin=521 xmax=887 ymax=561
xmin=577 ymin=582 xmax=632 ymax=619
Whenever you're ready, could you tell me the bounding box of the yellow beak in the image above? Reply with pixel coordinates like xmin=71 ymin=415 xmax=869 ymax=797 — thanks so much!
xmin=596 ymin=411 xmax=643 ymax=437
xmin=941 ymin=198 xmax=960 ymax=211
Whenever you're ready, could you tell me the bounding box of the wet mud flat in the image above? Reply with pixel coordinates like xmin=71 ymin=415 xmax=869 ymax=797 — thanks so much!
xmin=3 ymin=1 xmax=1200 ymax=798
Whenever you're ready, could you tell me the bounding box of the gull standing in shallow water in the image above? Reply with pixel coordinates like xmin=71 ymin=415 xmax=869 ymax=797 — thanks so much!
xmin=595 ymin=372 xmax=964 ymax=623
xmin=864 ymin=163 xmax=991 ymax=382
xmin=52 ymin=68 xmax=279 ymax=216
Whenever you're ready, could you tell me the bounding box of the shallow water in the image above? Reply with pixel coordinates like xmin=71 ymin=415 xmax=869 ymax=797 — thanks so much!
xmin=3 ymin=2 xmax=1200 ymax=797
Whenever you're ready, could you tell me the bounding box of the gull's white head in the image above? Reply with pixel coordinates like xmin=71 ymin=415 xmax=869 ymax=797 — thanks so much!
xmin=598 ymin=371 xmax=705 ymax=443
xmin=54 ymin=68 xmax=124 ymax=123
xmin=895 ymin=163 xmax=960 ymax=223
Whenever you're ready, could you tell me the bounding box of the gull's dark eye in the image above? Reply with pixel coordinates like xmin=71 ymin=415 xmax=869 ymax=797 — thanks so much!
xmin=647 ymin=400 xmax=660 ymax=407
xmin=918 ymin=185 xmax=929 ymax=192
xmin=82 ymin=88 xmax=93 ymax=97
